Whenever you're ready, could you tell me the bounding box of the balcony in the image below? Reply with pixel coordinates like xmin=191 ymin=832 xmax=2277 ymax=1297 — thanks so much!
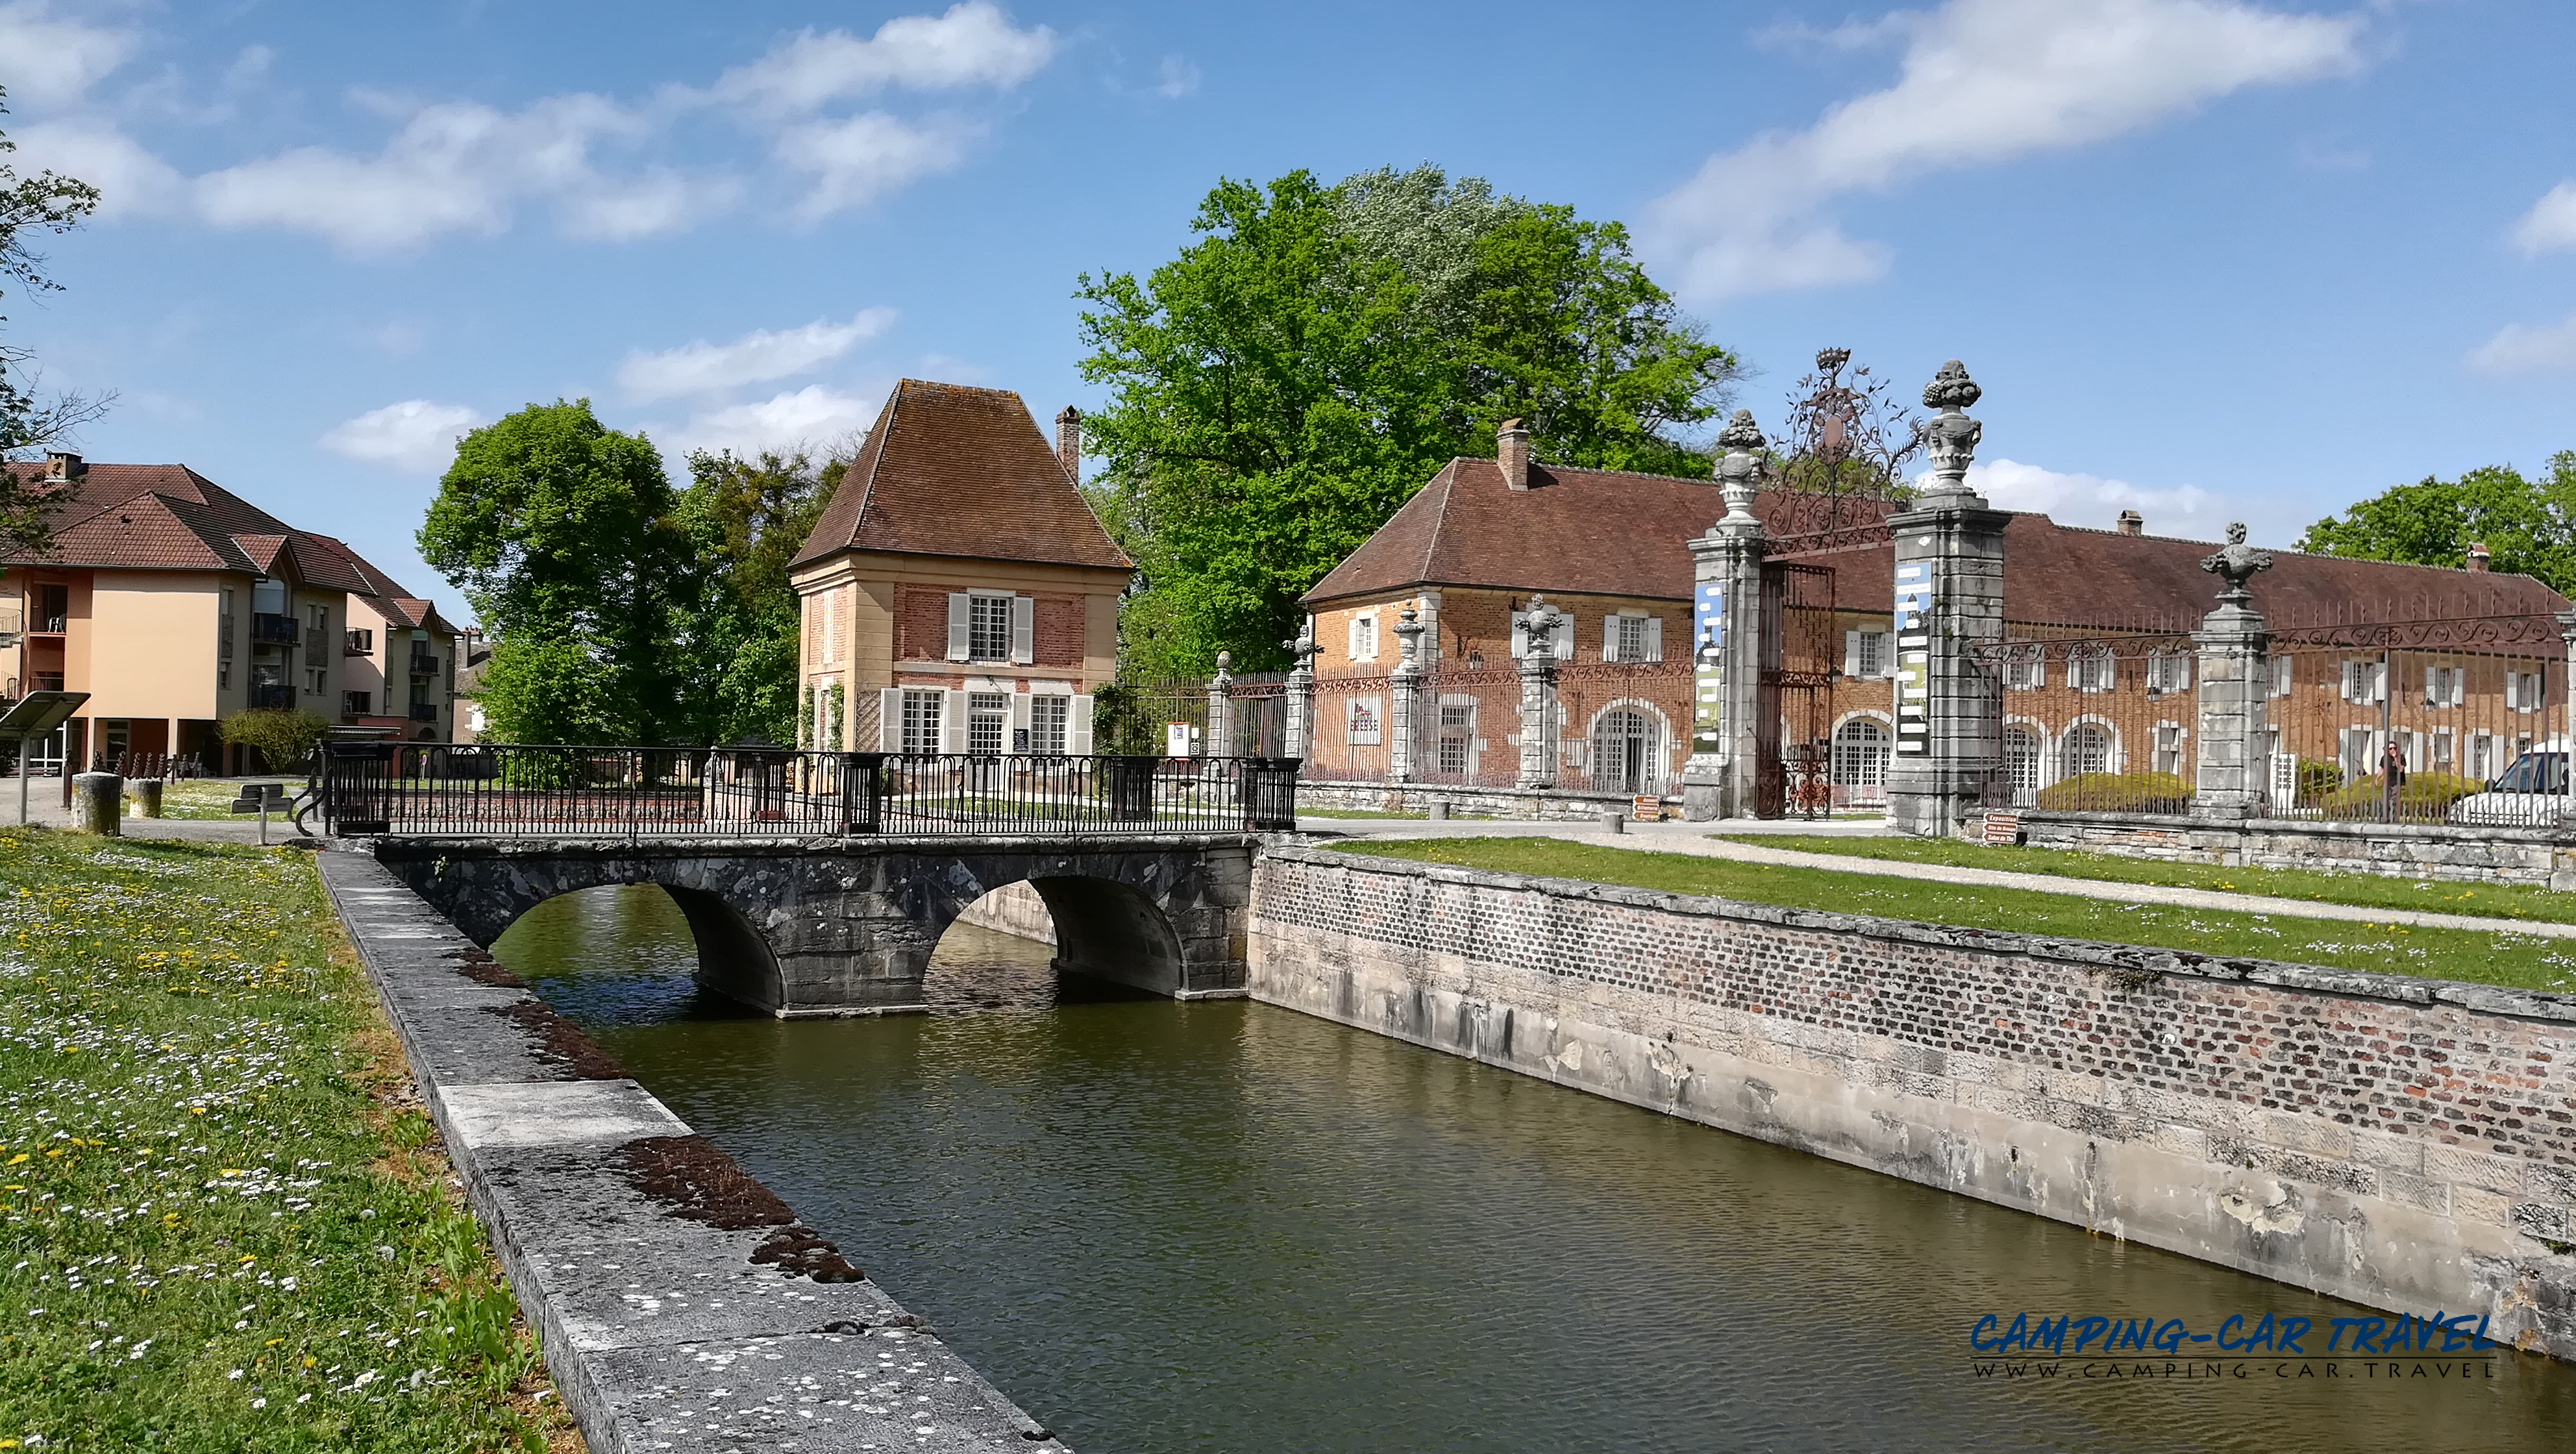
xmin=408 ymin=653 xmax=441 ymax=677
xmin=346 ymin=628 xmax=375 ymax=655
xmin=251 ymin=684 xmax=294 ymax=710
xmin=31 ymin=672 xmax=63 ymax=693
xmin=250 ymin=613 xmax=301 ymax=646
xmin=408 ymin=702 xmax=440 ymax=722
xmin=29 ymin=616 xmax=65 ymax=635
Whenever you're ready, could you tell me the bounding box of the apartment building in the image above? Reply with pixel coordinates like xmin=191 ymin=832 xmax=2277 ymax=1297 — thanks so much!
xmin=0 ymin=453 xmax=460 ymax=772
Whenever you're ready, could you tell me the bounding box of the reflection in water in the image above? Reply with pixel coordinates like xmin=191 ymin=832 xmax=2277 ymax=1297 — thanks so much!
xmin=496 ymin=885 xmax=2576 ymax=1454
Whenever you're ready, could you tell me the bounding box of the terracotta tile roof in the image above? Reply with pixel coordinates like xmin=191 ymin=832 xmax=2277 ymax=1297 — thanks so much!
xmin=791 ymin=380 xmax=1132 ymax=572
xmin=1305 ymin=458 xmax=1828 ymax=605
xmin=1305 ymin=455 xmax=2571 ymax=628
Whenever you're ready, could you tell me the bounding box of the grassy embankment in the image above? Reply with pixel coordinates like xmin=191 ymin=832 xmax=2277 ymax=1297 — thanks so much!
xmin=0 ymin=829 xmax=576 ymax=1452
xmin=1720 ymin=833 xmax=2576 ymax=926
xmin=1336 ymin=837 xmax=2576 ymax=994
xmin=134 ymin=781 xmax=274 ymax=823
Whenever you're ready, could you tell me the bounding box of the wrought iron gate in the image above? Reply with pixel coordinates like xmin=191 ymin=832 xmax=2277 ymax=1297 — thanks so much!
xmin=1756 ymin=561 xmax=1839 ymax=817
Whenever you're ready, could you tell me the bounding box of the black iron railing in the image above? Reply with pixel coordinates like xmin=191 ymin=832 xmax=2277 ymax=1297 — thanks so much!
xmin=408 ymin=702 xmax=440 ymax=722
xmin=250 ymin=613 xmax=301 ymax=645
xmin=316 ymin=743 xmax=1302 ymax=837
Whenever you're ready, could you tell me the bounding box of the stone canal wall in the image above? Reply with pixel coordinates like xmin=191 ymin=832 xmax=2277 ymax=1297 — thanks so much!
xmin=1246 ymin=844 xmax=2576 ymax=1359
xmin=315 ymin=849 xmax=1071 ymax=1453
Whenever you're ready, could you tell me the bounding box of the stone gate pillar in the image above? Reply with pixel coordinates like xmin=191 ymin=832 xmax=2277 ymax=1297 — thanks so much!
xmin=1683 ymin=410 xmax=1770 ymax=821
xmin=1205 ymin=651 xmax=1233 ymax=760
xmin=1387 ymin=606 xmax=1424 ymax=783
xmin=2192 ymin=526 xmax=2275 ymax=820
xmin=1281 ymin=621 xmax=1319 ymax=764
xmin=1518 ymin=597 xmax=1563 ymax=790
xmin=1885 ymin=362 xmax=2008 ymax=838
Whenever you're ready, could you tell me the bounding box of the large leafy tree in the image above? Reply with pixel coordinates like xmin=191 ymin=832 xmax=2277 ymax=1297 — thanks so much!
xmin=671 ymin=449 xmax=839 ymax=745
xmin=1079 ymin=166 xmax=1737 ymax=677
xmin=1 ymin=86 xmax=108 ymax=562
xmin=2298 ymin=456 xmax=2576 ymax=595
xmin=418 ymin=400 xmax=691 ymax=743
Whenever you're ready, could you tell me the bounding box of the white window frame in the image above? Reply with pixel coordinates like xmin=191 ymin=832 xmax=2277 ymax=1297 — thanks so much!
xmin=966 ymin=593 xmax=1015 ymax=664
xmin=967 ymin=691 xmax=1009 ymax=756
xmin=2508 ymin=669 xmax=2545 ymax=714
xmin=2070 ymin=648 xmax=2114 ymax=694
xmin=2001 ymin=645 xmax=2042 ymax=692
xmin=1029 ymin=695 xmax=1071 ymax=754
xmin=900 ymin=689 xmax=945 ymax=754
xmin=2270 ymin=654 xmax=2292 ymax=697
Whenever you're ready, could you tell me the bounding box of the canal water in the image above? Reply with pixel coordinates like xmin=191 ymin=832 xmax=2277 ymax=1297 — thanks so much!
xmin=496 ymin=885 xmax=2576 ymax=1454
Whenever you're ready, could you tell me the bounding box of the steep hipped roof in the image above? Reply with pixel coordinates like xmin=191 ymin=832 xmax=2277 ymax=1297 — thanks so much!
xmin=1305 ymin=458 xmax=1827 ymax=604
xmin=791 ymin=380 xmax=1131 ymax=572
xmin=1303 ymin=454 xmax=2570 ymax=627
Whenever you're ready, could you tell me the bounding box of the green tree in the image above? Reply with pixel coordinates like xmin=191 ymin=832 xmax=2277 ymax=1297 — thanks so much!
xmin=671 ymin=449 xmax=839 ymax=745
xmin=417 ymin=400 xmax=689 ymax=743
xmin=2297 ymin=456 xmax=2576 ymax=594
xmin=1078 ymin=166 xmax=1736 ymax=676
xmin=217 ymin=708 xmax=330 ymax=773
xmin=1 ymin=86 xmax=108 ymax=563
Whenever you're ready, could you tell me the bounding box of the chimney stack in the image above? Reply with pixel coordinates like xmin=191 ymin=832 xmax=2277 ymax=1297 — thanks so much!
xmin=1498 ymin=419 xmax=1530 ymax=491
xmin=2116 ymin=509 xmax=2142 ymax=536
xmin=1055 ymin=406 xmax=1082 ymax=482
xmin=43 ymin=451 xmax=82 ymax=483
xmin=2467 ymin=542 xmax=2491 ymax=573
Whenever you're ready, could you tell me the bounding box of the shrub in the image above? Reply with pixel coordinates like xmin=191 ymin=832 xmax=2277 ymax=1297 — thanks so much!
xmin=216 ymin=708 xmax=331 ymax=773
xmin=2312 ymin=770 xmax=2483 ymax=822
xmin=2292 ymin=756 xmax=2344 ymax=807
xmin=2033 ymin=770 xmax=2192 ymax=814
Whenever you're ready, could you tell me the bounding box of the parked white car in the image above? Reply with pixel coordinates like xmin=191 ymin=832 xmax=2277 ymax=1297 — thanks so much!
xmin=2446 ymin=739 xmax=2571 ymax=827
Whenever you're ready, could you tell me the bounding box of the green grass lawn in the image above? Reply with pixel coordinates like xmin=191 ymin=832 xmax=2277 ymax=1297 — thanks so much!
xmin=1338 ymin=837 xmax=2576 ymax=994
xmin=0 ymin=830 xmax=575 ymax=1452
xmin=130 ymin=780 xmax=293 ymax=823
xmin=1719 ymin=833 xmax=2576 ymax=925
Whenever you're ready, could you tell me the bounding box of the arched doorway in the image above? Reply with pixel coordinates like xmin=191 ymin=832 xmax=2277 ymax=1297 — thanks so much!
xmin=1591 ymin=708 xmax=1664 ymax=795
xmin=2004 ymin=724 xmax=2044 ymax=804
xmin=1829 ymin=717 xmax=1890 ymax=807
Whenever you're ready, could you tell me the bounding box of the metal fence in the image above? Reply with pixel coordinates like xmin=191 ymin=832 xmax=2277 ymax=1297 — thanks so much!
xmin=1305 ymin=662 xmax=1698 ymax=796
xmin=315 ymin=743 xmax=1301 ymax=837
xmin=1990 ymin=632 xmax=2203 ymax=813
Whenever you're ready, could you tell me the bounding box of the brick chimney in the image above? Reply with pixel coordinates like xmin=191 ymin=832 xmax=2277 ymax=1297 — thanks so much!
xmin=42 ymin=451 xmax=83 ymax=482
xmin=2467 ymin=541 xmax=2491 ymax=573
xmin=2116 ymin=509 xmax=2142 ymax=536
xmin=1498 ymin=419 xmax=1530 ymax=491
xmin=1055 ymin=406 xmax=1081 ymax=482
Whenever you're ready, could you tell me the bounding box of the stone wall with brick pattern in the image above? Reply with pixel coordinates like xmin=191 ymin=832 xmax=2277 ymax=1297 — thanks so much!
xmin=1247 ymin=844 xmax=2576 ymax=1357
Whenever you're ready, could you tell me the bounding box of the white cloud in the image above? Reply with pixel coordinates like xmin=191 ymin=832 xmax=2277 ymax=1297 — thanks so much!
xmin=9 ymin=118 xmax=185 ymax=217
xmin=2510 ymin=182 xmax=2576 ymax=257
xmin=1155 ymin=56 xmax=1202 ymax=99
xmin=1646 ymin=0 xmax=2368 ymax=302
xmin=774 ymin=113 xmax=973 ymax=220
xmin=0 ymin=1 xmax=138 ymax=111
xmin=2467 ymin=311 xmax=2576 ymax=375
xmin=707 ymin=3 xmax=1056 ymax=116
xmin=1934 ymin=457 xmax=2212 ymax=529
xmin=618 ymin=308 xmax=895 ymax=400
xmin=665 ymin=385 xmax=882 ymax=460
xmin=318 ymin=400 xmax=483 ymax=474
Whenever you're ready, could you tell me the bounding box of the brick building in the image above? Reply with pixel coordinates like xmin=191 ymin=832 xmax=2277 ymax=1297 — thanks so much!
xmin=0 ymin=452 xmax=462 ymax=773
xmin=788 ymin=380 xmax=1131 ymax=755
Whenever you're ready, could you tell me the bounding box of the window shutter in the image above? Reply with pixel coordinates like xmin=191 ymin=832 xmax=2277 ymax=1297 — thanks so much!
xmin=1068 ymin=695 xmax=1095 ymax=755
xmin=1844 ymin=631 xmax=1861 ymax=679
xmin=878 ymin=689 xmax=901 ymax=752
xmin=2424 ymin=665 xmax=2439 ymax=706
xmin=2340 ymin=661 xmax=2357 ymax=702
xmin=1645 ymin=616 xmax=1664 ymax=663
xmin=1555 ymin=621 xmax=1576 ymax=659
xmin=1511 ymin=619 xmax=1528 ymax=659
xmin=945 ymin=593 xmax=971 ymax=662
xmin=939 ymin=689 xmax=969 ymax=754
xmin=1602 ymin=615 xmax=1620 ymax=663
xmin=2454 ymin=671 xmax=2467 ymax=708
xmin=1009 ymin=595 xmax=1035 ymax=664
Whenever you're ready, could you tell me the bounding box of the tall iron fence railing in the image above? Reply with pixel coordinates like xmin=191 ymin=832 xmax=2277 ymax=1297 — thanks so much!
xmin=316 ymin=743 xmax=1300 ymax=837
xmin=1989 ymin=633 xmax=2203 ymax=814
xmin=2262 ymin=634 xmax=2571 ymax=828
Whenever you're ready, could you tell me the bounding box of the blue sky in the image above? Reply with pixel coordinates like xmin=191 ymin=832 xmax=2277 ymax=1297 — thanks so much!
xmin=6 ymin=0 xmax=2575 ymax=623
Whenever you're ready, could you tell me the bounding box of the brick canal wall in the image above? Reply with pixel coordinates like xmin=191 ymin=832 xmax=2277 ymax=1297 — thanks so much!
xmin=1247 ymin=844 xmax=2576 ymax=1358
xmin=2018 ymin=809 xmax=2576 ymax=889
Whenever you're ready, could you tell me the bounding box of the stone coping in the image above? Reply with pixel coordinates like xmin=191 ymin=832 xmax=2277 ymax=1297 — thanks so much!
xmin=1300 ymin=778 xmax=1665 ymax=804
xmin=313 ymin=848 xmax=1072 ymax=1453
xmin=1282 ymin=843 xmax=2576 ymax=1025
xmin=2021 ymin=807 xmax=2571 ymax=845
xmin=363 ymin=830 xmax=1265 ymax=857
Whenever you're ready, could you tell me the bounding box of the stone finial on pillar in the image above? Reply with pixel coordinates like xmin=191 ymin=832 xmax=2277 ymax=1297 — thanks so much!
xmin=1281 ymin=621 xmax=1320 ymax=763
xmin=1517 ymin=595 xmax=1563 ymax=791
xmin=1914 ymin=360 xmax=1986 ymax=508
xmin=1206 ymin=650 xmax=1233 ymax=761
xmin=1713 ymin=409 xmax=1765 ymax=526
xmin=1387 ymin=606 xmax=1425 ymax=783
xmin=2192 ymin=524 xmax=2277 ymax=820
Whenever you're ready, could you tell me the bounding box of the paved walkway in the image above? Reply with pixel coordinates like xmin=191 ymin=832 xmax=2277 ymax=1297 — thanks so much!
xmin=1300 ymin=815 xmax=2576 ymax=941
xmin=12 ymin=780 xmax=303 ymax=846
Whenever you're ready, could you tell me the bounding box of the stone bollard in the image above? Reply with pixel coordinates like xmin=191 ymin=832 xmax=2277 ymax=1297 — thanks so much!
xmin=1598 ymin=811 xmax=1625 ymax=835
xmin=72 ymin=772 xmax=123 ymax=835
xmin=129 ymin=779 xmax=164 ymax=819
xmin=1426 ymin=800 xmax=1449 ymax=822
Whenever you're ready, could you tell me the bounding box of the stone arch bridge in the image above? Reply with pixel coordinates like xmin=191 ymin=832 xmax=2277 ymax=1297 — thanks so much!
xmin=366 ymin=833 xmax=1259 ymax=1015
